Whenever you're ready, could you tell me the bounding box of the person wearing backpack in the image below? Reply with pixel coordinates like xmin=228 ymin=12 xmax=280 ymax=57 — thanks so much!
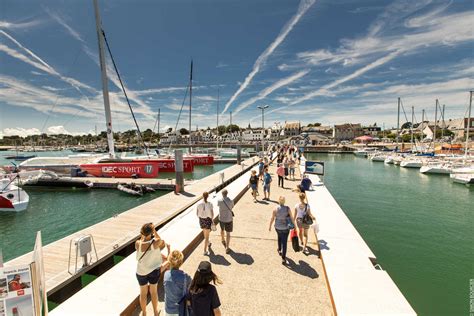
xmin=135 ymin=223 xmax=170 ymax=316
xmin=268 ymin=196 xmax=297 ymax=265
xmin=294 ymin=192 xmax=316 ymax=254
xmin=187 ymin=261 xmax=222 ymax=316
xmin=163 ymin=250 xmax=192 ymax=316
xmin=248 ymin=169 xmax=259 ymax=202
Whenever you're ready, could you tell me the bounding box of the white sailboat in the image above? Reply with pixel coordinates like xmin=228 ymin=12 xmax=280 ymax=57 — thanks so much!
xmin=451 ymin=91 xmax=473 ymax=185
xmin=0 ymin=178 xmax=29 ymax=212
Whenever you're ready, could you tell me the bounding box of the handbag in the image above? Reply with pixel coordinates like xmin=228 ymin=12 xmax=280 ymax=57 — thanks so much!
xmin=291 ymin=229 xmax=300 ymax=252
xmin=302 ymin=204 xmax=313 ymax=225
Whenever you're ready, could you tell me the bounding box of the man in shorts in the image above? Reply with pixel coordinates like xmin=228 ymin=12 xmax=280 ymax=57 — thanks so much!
xmin=217 ymin=189 xmax=234 ymax=254
xmin=263 ymin=167 xmax=272 ymax=200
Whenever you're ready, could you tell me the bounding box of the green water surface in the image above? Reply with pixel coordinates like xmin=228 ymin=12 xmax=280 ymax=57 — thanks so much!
xmin=305 ymin=153 xmax=473 ymax=316
xmin=0 ymin=150 xmax=231 ymax=261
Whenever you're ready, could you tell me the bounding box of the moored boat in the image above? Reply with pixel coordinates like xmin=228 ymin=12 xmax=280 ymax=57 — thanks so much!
xmin=0 ymin=178 xmax=29 ymax=212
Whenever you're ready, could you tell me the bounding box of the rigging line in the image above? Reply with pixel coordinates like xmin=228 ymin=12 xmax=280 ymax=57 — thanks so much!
xmin=101 ymin=29 xmax=149 ymax=157
xmin=40 ymin=47 xmax=83 ymax=134
xmin=168 ymin=83 xmax=190 ymax=151
xmin=399 ymin=99 xmax=410 ymax=123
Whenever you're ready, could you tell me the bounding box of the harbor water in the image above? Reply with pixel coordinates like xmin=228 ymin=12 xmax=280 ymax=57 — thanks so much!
xmin=0 ymin=150 xmax=232 ymax=261
xmin=305 ymin=153 xmax=472 ymax=316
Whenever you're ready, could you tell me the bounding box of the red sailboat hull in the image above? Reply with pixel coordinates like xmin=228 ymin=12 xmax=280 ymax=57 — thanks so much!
xmin=79 ymin=162 xmax=159 ymax=178
xmin=186 ymin=155 xmax=214 ymax=166
xmin=133 ymin=159 xmax=194 ymax=173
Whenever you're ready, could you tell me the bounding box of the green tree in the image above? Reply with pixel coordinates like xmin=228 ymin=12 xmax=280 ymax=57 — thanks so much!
xmin=217 ymin=125 xmax=226 ymax=135
xmin=226 ymin=124 xmax=240 ymax=133
xmin=179 ymin=128 xmax=189 ymax=135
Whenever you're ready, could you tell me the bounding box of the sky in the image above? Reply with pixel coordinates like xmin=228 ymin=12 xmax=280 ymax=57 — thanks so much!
xmin=0 ymin=0 xmax=473 ymax=138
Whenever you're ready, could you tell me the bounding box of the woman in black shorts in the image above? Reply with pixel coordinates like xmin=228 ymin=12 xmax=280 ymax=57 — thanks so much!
xmin=196 ymin=192 xmax=214 ymax=256
xmin=135 ymin=223 xmax=170 ymax=316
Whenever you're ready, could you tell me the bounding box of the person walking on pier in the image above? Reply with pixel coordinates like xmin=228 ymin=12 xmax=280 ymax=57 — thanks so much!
xmin=283 ymin=157 xmax=289 ymax=179
xmin=277 ymin=163 xmax=285 ymax=188
xmin=196 ymin=192 xmax=214 ymax=256
xmin=294 ymin=192 xmax=316 ymax=254
xmin=163 ymin=250 xmax=192 ymax=316
xmin=249 ymin=169 xmax=259 ymax=202
xmin=187 ymin=261 xmax=222 ymax=316
xmin=217 ymin=189 xmax=234 ymax=254
xmin=135 ymin=223 xmax=169 ymax=316
xmin=289 ymin=158 xmax=296 ymax=180
xmin=269 ymin=196 xmax=297 ymax=264
xmin=258 ymin=158 xmax=265 ymax=180
xmin=262 ymin=167 xmax=272 ymax=201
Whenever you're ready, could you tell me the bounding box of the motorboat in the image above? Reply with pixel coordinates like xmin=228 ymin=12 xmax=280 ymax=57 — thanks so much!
xmin=353 ymin=147 xmax=376 ymax=157
xmin=368 ymin=153 xmax=387 ymax=162
xmin=4 ymin=154 xmax=37 ymax=161
xmin=117 ymin=183 xmax=155 ymax=196
xmin=216 ymin=148 xmax=250 ymax=158
xmin=0 ymin=178 xmax=29 ymax=212
xmin=420 ymin=162 xmax=452 ymax=174
xmin=400 ymin=158 xmax=424 ymax=168
xmin=450 ymin=166 xmax=474 ymax=185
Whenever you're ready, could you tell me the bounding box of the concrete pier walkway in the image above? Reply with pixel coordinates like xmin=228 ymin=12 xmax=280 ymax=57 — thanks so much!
xmin=177 ymin=163 xmax=333 ymax=315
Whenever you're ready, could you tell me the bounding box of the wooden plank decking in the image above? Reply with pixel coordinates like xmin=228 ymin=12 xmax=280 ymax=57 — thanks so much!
xmin=4 ymin=157 xmax=258 ymax=297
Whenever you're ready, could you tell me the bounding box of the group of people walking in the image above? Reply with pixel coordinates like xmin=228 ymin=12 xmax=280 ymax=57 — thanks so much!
xmin=134 ymin=144 xmax=314 ymax=315
xmin=135 ymin=222 xmax=223 ymax=316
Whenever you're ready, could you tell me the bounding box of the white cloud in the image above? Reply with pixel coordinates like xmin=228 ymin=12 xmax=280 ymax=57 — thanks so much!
xmin=234 ymin=70 xmax=309 ymax=114
xmin=291 ymin=51 xmax=401 ymax=105
xmin=221 ymin=0 xmax=316 ymax=113
xmin=0 ymin=19 xmax=44 ymax=31
xmin=46 ymin=10 xmax=85 ymax=43
xmin=2 ymin=127 xmax=41 ymax=137
xmin=47 ymin=125 xmax=70 ymax=135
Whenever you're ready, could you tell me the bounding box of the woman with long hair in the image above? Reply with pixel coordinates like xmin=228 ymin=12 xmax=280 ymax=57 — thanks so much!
xmin=294 ymin=192 xmax=316 ymax=253
xmin=268 ymin=196 xmax=297 ymax=264
xmin=135 ymin=223 xmax=169 ymax=316
xmin=163 ymin=250 xmax=192 ymax=316
xmin=187 ymin=261 xmax=222 ymax=316
xmin=196 ymin=192 xmax=214 ymax=256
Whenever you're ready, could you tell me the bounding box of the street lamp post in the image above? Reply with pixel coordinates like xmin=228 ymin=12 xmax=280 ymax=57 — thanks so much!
xmin=257 ymin=105 xmax=269 ymax=153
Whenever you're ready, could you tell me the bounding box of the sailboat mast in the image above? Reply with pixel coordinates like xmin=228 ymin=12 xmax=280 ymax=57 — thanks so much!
xmin=93 ymin=0 xmax=115 ymax=158
xmin=441 ymin=104 xmax=445 ymax=139
xmin=411 ymin=106 xmax=414 ymax=151
xmin=157 ymin=108 xmax=160 ymax=140
xmin=216 ymin=88 xmax=219 ymax=150
xmin=396 ymin=97 xmax=400 ymax=149
xmin=465 ymin=91 xmax=472 ymax=158
xmin=433 ymin=99 xmax=438 ymax=146
xmin=189 ymin=60 xmax=193 ymax=151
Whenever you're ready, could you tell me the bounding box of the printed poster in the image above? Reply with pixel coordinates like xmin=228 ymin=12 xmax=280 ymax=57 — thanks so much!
xmin=0 ymin=265 xmax=35 ymax=316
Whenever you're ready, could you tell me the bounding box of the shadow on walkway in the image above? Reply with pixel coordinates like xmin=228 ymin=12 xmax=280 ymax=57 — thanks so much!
xmin=285 ymin=258 xmax=319 ymax=279
xmin=228 ymin=250 xmax=254 ymax=265
xmin=209 ymin=248 xmax=231 ymax=266
xmin=179 ymin=191 xmax=196 ymax=197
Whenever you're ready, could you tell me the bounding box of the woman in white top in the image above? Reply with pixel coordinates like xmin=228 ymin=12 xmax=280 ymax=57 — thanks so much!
xmin=293 ymin=192 xmax=315 ymax=253
xmin=196 ymin=191 xmax=214 ymax=256
xmin=135 ymin=223 xmax=169 ymax=316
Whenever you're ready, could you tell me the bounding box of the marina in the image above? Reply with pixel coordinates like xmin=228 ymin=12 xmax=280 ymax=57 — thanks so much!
xmin=4 ymin=156 xmax=257 ymax=307
xmin=1 ymin=0 xmax=473 ymax=315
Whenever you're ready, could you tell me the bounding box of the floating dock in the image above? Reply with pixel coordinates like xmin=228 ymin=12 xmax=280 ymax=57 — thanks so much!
xmin=5 ymin=157 xmax=258 ymax=306
xmin=22 ymin=176 xmax=192 ymax=190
